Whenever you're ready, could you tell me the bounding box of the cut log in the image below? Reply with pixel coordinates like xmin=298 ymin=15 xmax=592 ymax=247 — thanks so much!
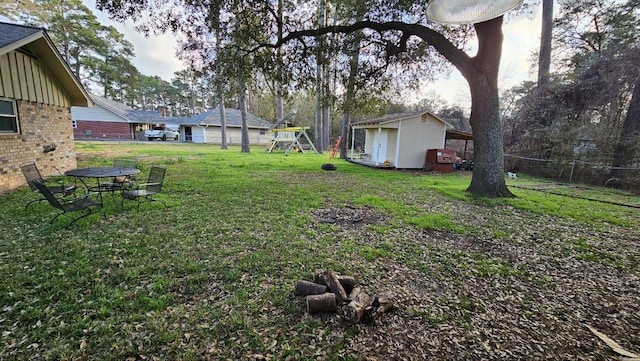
xmin=336 ymin=276 xmax=356 ymax=294
xmin=306 ymin=293 xmax=337 ymax=314
xmin=370 ymin=291 xmax=395 ymax=319
xmin=313 ymin=272 xmax=356 ymax=295
xmin=294 ymin=280 xmax=328 ymax=296
xmin=315 ymin=270 xmax=348 ymax=304
xmin=343 ymin=287 xmax=372 ymax=324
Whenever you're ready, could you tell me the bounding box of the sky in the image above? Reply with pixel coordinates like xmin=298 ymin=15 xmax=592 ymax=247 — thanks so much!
xmin=84 ymin=1 xmax=184 ymax=81
xmin=84 ymin=1 xmax=543 ymax=110
xmin=424 ymin=9 xmax=543 ymax=108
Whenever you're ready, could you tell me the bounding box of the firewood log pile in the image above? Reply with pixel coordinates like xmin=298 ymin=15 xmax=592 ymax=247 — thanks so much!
xmin=294 ymin=269 xmax=395 ymax=323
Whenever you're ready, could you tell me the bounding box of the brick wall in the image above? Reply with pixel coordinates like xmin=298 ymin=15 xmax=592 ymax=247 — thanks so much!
xmin=73 ymin=120 xmax=133 ymax=140
xmin=0 ymin=100 xmax=77 ymax=193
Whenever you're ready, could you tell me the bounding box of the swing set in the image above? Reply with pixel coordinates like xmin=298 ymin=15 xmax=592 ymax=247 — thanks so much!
xmin=267 ymin=127 xmax=319 ymax=155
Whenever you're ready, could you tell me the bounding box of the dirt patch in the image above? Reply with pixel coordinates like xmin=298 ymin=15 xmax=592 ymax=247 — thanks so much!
xmin=312 ymin=205 xmax=390 ymax=230
xmin=307 ymin=200 xmax=640 ymax=360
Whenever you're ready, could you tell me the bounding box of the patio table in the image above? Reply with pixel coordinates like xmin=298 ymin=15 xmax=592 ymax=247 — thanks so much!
xmin=65 ymin=167 xmax=141 ymax=202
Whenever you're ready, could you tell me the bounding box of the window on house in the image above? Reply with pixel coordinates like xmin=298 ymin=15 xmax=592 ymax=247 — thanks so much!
xmin=260 ymin=129 xmax=266 ymax=135
xmin=72 ymin=120 xmax=77 ymax=128
xmin=0 ymin=98 xmax=19 ymax=134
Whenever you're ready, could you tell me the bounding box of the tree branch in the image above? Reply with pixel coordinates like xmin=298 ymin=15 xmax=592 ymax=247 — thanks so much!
xmin=254 ymin=20 xmax=473 ymax=77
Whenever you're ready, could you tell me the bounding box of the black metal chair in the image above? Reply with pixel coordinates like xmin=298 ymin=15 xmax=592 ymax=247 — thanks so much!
xmin=21 ymin=163 xmax=76 ymax=210
xmin=121 ymin=166 xmax=167 ymax=212
xmin=105 ymin=159 xmax=138 ymax=190
xmin=32 ymin=180 xmax=105 ymax=228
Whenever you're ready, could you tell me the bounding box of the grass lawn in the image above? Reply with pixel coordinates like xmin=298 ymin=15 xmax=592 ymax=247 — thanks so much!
xmin=1 ymin=142 xmax=639 ymax=360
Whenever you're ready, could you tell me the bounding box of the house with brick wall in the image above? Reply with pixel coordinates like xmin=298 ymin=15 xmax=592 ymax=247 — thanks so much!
xmin=0 ymin=22 xmax=91 ymax=193
xmin=72 ymin=95 xmax=273 ymax=144
xmin=71 ymin=94 xmax=167 ymax=140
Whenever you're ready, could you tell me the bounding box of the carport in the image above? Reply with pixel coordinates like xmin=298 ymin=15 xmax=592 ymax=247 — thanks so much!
xmin=445 ymin=129 xmax=473 ymax=160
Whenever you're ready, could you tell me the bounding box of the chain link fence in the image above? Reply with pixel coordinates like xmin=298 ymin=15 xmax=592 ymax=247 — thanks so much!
xmin=505 ymin=154 xmax=640 ymax=194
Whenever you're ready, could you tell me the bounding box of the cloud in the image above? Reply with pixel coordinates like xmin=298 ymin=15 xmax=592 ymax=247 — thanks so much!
xmin=120 ymin=26 xmax=185 ymax=80
xmin=500 ymin=11 xmax=541 ymax=88
xmin=421 ymin=8 xmax=543 ymax=110
xmin=85 ymin=1 xmax=186 ymax=81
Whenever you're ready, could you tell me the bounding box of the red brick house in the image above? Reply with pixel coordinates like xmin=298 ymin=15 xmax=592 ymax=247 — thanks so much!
xmin=71 ymin=94 xmax=164 ymax=140
xmin=0 ymin=22 xmax=91 ymax=193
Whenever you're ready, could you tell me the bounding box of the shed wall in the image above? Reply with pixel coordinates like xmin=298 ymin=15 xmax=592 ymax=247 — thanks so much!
xmin=387 ymin=129 xmax=398 ymax=164
xmin=364 ymin=129 xmax=376 ymax=155
xmin=396 ymin=115 xmax=447 ymax=169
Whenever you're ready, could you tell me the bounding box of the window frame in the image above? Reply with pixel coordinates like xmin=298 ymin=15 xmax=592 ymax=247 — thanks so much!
xmin=0 ymin=97 xmax=19 ymax=135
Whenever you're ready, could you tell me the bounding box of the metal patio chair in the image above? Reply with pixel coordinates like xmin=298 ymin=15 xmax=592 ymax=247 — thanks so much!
xmin=120 ymin=166 xmax=167 ymax=212
xmin=105 ymin=158 xmax=139 ymax=190
xmin=21 ymin=163 xmax=76 ymax=210
xmin=32 ymin=180 xmax=105 ymax=228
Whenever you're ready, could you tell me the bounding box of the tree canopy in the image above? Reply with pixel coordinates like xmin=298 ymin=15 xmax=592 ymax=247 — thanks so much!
xmin=94 ymin=0 xmax=522 ymax=196
xmin=505 ymin=0 xmax=640 ymax=189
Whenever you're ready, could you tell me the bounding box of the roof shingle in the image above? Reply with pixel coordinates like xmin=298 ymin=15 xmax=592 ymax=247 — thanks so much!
xmin=90 ymin=94 xmax=272 ymax=128
xmin=90 ymin=94 xmax=163 ymax=123
xmin=173 ymin=108 xmax=272 ymax=128
xmin=0 ymin=22 xmax=42 ymax=50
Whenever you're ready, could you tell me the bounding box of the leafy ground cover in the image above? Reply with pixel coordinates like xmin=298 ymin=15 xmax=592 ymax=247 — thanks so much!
xmin=1 ymin=142 xmax=639 ymax=360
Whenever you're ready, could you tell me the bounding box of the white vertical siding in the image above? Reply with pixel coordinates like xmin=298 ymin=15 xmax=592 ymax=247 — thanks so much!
xmin=71 ymin=104 xmax=128 ymax=122
xmin=206 ymin=126 xmax=270 ymax=145
xmin=0 ymin=51 xmax=70 ymax=107
xmin=396 ymin=114 xmax=447 ymax=169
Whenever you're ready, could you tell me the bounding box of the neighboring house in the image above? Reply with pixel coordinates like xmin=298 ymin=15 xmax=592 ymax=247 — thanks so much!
xmin=349 ymin=111 xmax=454 ymax=169
xmin=174 ymin=108 xmax=272 ymax=145
xmin=71 ymin=94 xmax=165 ymax=140
xmin=0 ymin=22 xmax=91 ymax=193
xmin=72 ymin=96 xmax=273 ymax=145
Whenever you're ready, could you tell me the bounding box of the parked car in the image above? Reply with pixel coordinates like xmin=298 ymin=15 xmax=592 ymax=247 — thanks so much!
xmin=144 ymin=127 xmax=180 ymax=141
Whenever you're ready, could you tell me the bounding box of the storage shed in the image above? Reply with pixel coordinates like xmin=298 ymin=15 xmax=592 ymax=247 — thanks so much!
xmin=349 ymin=111 xmax=452 ymax=169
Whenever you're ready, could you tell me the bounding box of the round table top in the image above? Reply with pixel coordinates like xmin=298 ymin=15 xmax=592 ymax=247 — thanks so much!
xmin=65 ymin=167 xmax=141 ymax=178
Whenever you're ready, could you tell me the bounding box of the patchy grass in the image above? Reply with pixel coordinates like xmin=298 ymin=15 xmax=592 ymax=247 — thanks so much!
xmin=1 ymin=142 xmax=639 ymax=360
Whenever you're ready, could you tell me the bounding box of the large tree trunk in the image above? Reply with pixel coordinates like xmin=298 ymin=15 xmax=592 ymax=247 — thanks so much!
xmin=315 ymin=75 xmax=323 ymax=152
xmin=404 ymin=17 xmax=513 ymax=196
xmin=537 ymin=0 xmax=554 ymax=88
xmin=315 ymin=0 xmax=326 ymax=153
xmin=467 ymin=78 xmax=512 ymax=196
xmin=275 ymin=0 xmax=285 ymax=128
xmin=323 ymin=107 xmax=330 ymax=152
xmin=239 ymin=65 xmax=250 ymax=153
xmin=465 ymin=18 xmax=513 ymax=197
xmin=216 ymin=26 xmax=228 ymax=149
xmin=340 ymin=34 xmax=361 ymax=158
xmin=219 ymin=98 xmax=228 ymax=149
xmin=609 ymin=74 xmax=640 ymax=179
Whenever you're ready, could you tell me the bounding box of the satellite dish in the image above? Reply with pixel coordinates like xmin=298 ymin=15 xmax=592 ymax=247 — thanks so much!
xmin=426 ymin=0 xmax=524 ymax=25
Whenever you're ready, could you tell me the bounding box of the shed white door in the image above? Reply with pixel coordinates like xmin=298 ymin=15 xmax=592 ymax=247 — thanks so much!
xmin=372 ymin=129 xmax=388 ymax=164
